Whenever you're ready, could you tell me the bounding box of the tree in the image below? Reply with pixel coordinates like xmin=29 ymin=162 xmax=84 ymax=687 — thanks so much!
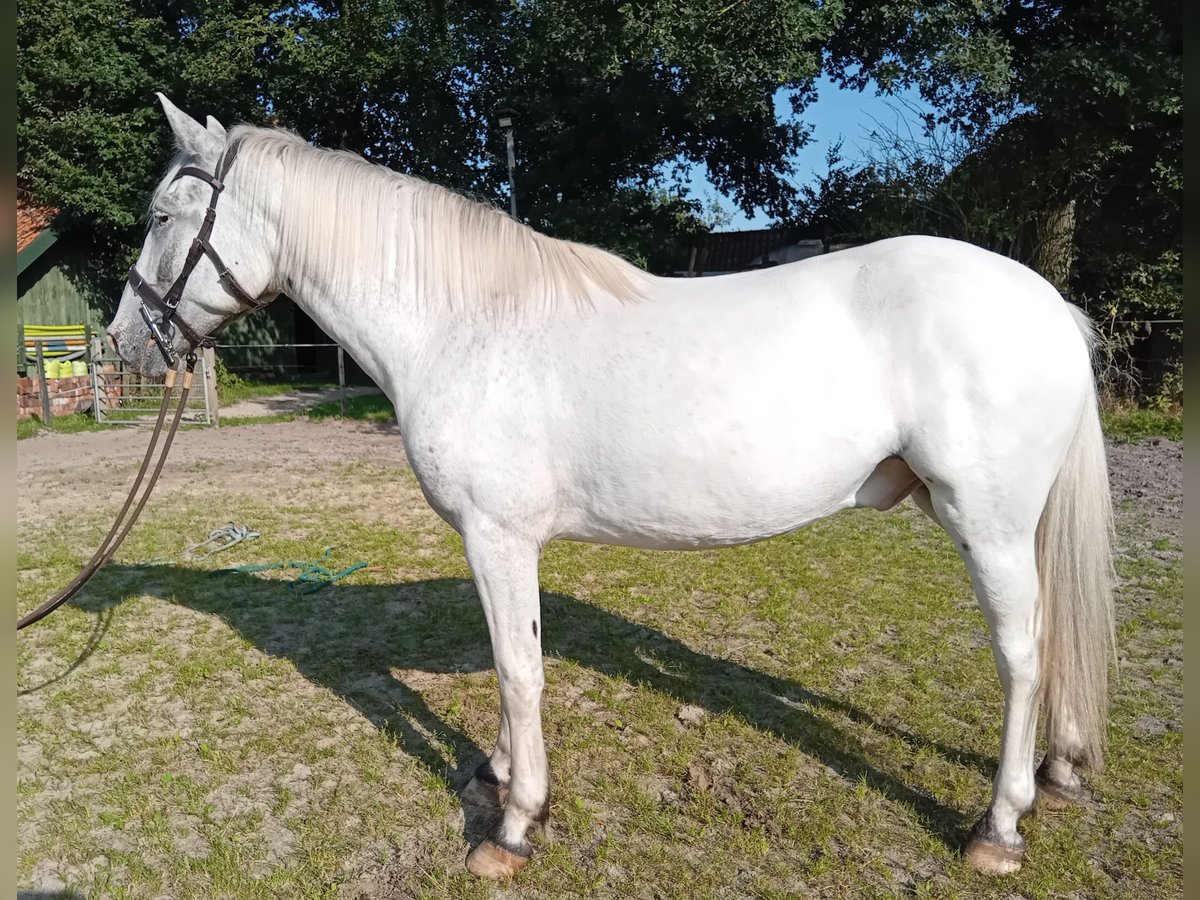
xmin=818 ymin=0 xmax=1181 ymax=393
xmin=19 ymin=0 xmax=841 ymax=284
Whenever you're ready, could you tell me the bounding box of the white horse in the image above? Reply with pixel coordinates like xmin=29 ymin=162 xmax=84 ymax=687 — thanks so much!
xmin=107 ymin=95 xmax=1115 ymax=879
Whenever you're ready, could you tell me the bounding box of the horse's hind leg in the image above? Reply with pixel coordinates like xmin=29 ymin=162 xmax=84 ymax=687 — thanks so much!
xmin=922 ymin=481 xmax=1044 ymax=875
xmin=460 ymin=526 xmax=549 ymax=879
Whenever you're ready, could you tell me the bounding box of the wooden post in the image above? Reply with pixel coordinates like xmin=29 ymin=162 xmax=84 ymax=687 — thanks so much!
xmin=337 ymin=345 xmax=347 ymax=418
xmin=202 ymin=345 xmax=220 ymax=427
xmin=17 ymin=322 xmax=25 ymax=377
xmin=36 ymin=340 xmax=52 ymax=424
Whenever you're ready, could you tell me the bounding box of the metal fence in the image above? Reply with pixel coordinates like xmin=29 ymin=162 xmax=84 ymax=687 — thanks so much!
xmin=17 ymin=337 xmax=362 ymax=427
xmin=90 ymin=353 xmax=213 ymax=426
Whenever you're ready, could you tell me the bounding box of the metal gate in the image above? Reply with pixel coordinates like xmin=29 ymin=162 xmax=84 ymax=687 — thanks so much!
xmin=91 ymin=353 xmax=213 ymax=426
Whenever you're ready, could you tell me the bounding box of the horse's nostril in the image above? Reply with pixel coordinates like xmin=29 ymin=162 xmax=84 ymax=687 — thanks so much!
xmin=106 ymin=331 xmax=120 ymax=354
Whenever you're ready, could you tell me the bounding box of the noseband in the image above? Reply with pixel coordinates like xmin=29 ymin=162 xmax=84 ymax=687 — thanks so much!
xmin=127 ymin=141 xmax=269 ymax=367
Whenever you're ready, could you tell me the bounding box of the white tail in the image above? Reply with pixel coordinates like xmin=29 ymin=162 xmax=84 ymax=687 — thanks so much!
xmin=1037 ymin=309 xmax=1116 ymax=771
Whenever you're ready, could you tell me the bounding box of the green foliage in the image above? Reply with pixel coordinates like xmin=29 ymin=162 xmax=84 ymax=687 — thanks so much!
xmin=1101 ymin=407 xmax=1183 ymax=444
xmin=212 ymin=355 xmax=247 ymax=405
xmin=19 ymin=0 xmax=1181 ymax=394
xmin=811 ymin=0 xmax=1182 ymax=398
xmin=19 ymin=0 xmax=839 ymax=283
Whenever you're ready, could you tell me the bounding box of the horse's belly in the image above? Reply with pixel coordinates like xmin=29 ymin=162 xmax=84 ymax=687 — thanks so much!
xmin=547 ymin=329 xmax=895 ymax=548
xmin=554 ymin=435 xmax=886 ymax=549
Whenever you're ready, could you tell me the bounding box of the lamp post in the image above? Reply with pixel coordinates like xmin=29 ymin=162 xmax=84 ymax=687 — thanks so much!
xmin=495 ymin=108 xmax=518 ymax=219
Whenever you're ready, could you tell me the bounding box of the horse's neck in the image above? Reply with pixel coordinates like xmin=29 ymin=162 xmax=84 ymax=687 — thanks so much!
xmin=278 ymin=251 xmax=433 ymax=411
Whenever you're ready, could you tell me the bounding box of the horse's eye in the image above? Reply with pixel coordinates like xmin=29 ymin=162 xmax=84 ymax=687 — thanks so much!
xmin=154 ymin=212 xmax=170 ymax=226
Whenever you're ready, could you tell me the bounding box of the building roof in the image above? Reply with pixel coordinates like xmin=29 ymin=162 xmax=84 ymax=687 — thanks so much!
xmin=17 ymin=193 xmax=61 ymax=277
xmin=689 ymin=225 xmax=828 ymax=274
xmin=18 ymin=194 xmax=58 ymax=253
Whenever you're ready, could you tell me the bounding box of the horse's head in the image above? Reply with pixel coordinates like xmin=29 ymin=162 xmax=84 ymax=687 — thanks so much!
xmin=107 ymin=94 xmax=278 ymax=376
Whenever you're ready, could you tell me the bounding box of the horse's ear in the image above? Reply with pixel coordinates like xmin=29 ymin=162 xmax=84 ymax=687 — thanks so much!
xmin=205 ymin=115 xmax=227 ymax=141
xmin=156 ymin=93 xmax=220 ymax=156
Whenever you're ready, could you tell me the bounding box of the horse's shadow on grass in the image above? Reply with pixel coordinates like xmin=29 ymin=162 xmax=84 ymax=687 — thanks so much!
xmin=66 ymin=565 xmax=995 ymax=853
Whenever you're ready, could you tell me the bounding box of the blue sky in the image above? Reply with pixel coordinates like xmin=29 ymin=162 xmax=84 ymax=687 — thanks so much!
xmin=689 ymin=76 xmax=936 ymax=230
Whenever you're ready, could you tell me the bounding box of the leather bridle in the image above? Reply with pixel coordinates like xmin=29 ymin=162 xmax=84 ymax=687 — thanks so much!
xmin=18 ymin=141 xmax=268 ymax=631
xmin=127 ymin=140 xmax=269 ymax=367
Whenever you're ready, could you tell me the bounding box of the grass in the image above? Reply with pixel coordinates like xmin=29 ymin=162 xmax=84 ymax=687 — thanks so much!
xmin=16 ymin=412 xmax=109 ymax=440
xmin=16 ymin=384 xmax=391 ymax=438
xmin=210 ymin=392 xmax=397 ymax=427
xmin=306 ymin=392 xmax=395 ymax=422
xmin=1101 ymin=406 xmax=1183 ymax=442
xmin=16 ymin=451 xmax=1181 ymax=899
xmin=215 ymin=376 xmax=336 ymax=406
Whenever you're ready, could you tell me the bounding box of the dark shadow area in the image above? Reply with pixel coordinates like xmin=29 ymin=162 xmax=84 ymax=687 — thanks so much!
xmin=51 ymin=565 xmax=996 ymax=851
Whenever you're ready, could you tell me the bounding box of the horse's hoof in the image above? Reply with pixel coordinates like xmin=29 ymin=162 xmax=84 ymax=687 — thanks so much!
xmin=465 ymin=839 xmax=531 ymax=879
xmin=1035 ymin=773 xmax=1090 ymax=810
xmin=462 ymin=776 xmax=505 ymax=808
xmin=964 ymin=837 xmax=1025 ymax=875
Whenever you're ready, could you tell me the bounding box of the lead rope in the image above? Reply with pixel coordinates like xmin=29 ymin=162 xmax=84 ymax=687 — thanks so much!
xmin=17 ymin=354 xmax=199 ymax=631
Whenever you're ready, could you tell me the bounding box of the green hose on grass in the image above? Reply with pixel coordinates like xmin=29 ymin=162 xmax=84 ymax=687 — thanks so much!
xmin=218 ymin=547 xmax=368 ymax=595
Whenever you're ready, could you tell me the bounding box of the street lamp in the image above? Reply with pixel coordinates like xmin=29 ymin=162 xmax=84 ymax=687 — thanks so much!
xmin=495 ymin=107 xmax=518 ymax=220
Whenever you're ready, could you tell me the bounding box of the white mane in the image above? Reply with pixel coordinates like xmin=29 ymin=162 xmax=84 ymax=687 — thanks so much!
xmin=212 ymin=126 xmax=647 ymax=315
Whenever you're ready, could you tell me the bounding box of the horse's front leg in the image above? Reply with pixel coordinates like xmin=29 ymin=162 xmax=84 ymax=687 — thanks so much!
xmin=463 ymin=695 xmax=512 ymax=808
xmin=461 ymin=525 xmax=548 ymax=879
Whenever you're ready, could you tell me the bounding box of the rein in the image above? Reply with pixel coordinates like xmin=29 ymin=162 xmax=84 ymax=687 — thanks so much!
xmin=17 ymin=355 xmax=198 ymax=630
xmin=20 ymin=143 xmax=266 ymax=632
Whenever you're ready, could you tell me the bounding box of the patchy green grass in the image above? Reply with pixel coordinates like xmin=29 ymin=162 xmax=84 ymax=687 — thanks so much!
xmin=306 ymin=392 xmax=396 ymax=423
xmin=16 ymin=412 xmax=109 ymax=440
xmin=17 ymin=461 xmax=1181 ymax=899
xmin=212 ymin=393 xmax=394 ymax=429
xmin=1102 ymin=407 xmax=1183 ymax=442
xmin=216 ymin=376 xmax=336 ymax=406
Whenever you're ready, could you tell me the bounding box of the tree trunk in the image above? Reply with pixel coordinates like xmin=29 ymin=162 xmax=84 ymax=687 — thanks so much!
xmin=1035 ymin=199 xmax=1076 ymax=295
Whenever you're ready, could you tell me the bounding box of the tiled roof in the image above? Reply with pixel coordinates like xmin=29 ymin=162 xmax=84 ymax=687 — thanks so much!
xmin=17 ymin=194 xmax=58 ymax=253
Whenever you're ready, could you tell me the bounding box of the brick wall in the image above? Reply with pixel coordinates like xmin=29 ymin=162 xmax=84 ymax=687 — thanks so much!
xmin=16 ymin=364 xmax=122 ymax=420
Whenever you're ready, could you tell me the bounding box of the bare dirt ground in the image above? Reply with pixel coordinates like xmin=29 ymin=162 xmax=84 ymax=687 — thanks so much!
xmin=1107 ymin=436 xmax=1184 ymax=548
xmin=17 ymin=419 xmax=409 ymax=527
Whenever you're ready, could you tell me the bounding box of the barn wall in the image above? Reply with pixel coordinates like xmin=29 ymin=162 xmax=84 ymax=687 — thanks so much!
xmin=18 ymin=261 xmax=105 ymax=331
xmin=17 ymin=239 xmax=303 ymax=376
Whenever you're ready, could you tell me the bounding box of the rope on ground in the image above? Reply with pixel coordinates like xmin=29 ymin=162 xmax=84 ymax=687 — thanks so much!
xmin=137 ymin=523 xmax=260 ymax=566
xmin=217 ymin=547 xmax=369 ymax=594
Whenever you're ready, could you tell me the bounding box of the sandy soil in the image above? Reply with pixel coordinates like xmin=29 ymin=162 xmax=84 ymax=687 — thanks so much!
xmin=17 ymin=419 xmax=411 ymax=527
